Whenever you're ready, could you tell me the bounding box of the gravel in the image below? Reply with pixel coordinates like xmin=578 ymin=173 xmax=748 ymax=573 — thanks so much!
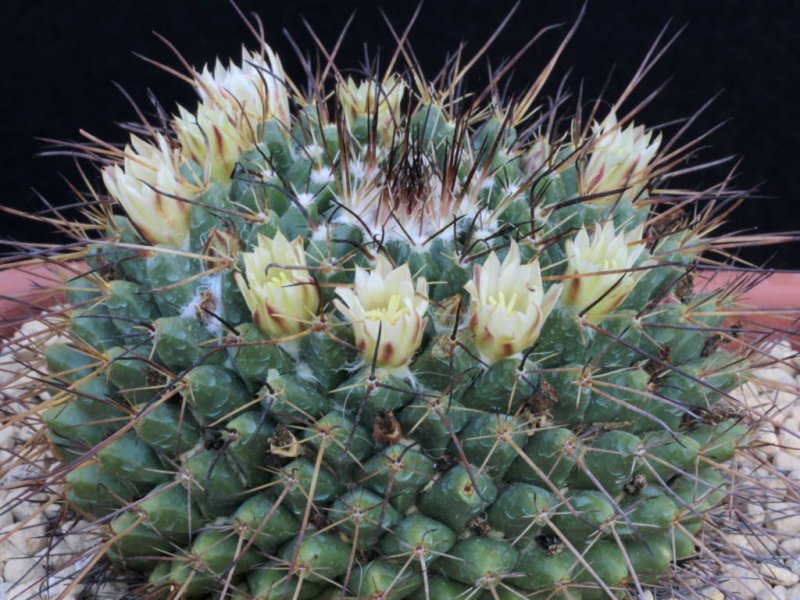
xmin=0 ymin=314 xmax=116 ymax=599
xmin=1 ymin=314 xmax=799 ymax=599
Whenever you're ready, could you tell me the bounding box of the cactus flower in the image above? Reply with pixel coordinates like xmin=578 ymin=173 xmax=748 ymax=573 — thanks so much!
xmin=236 ymin=232 xmax=319 ymax=338
xmin=334 ymin=255 xmax=429 ymax=370
xmin=465 ymin=242 xmax=562 ymax=364
xmin=175 ymin=47 xmax=290 ymax=183
xmin=197 ymin=47 xmax=290 ymax=129
xmin=338 ymin=74 xmax=406 ymax=142
xmin=563 ymin=222 xmax=646 ymax=321
xmin=584 ymin=111 xmax=661 ymax=203
xmin=102 ymin=134 xmax=200 ymax=248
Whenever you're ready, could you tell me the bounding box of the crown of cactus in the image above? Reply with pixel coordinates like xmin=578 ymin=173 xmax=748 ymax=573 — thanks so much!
xmin=37 ymin=21 xmax=760 ymax=600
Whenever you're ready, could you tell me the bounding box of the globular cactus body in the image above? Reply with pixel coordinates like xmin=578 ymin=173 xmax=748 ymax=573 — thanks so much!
xmin=40 ymin=21 xmax=755 ymax=600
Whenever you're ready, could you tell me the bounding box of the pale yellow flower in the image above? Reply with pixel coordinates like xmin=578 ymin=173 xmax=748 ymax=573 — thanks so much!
xmin=334 ymin=255 xmax=428 ymax=370
xmin=102 ymin=134 xmax=200 ymax=248
xmin=174 ymin=47 xmax=290 ymax=183
xmin=584 ymin=111 xmax=660 ymax=203
xmin=197 ymin=47 xmax=290 ymax=128
xmin=464 ymin=242 xmax=562 ymax=364
xmin=524 ymin=137 xmax=551 ymax=174
xmin=236 ymin=232 xmax=319 ymax=338
xmin=563 ymin=222 xmax=646 ymax=321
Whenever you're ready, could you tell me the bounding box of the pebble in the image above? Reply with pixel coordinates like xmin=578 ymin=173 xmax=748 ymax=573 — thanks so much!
xmin=773 ymin=450 xmax=800 ymax=472
xmin=0 ymin=426 xmax=19 ymax=451
xmin=773 ymin=391 xmax=800 ymax=420
xmin=779 ymin=417 xmax=800 ymax=449
xmin=747 ymin=501 xmax=768 ymax=524
xmin=9 ymin=315 xmax=67 ymax=362
xmin=729 ymin=532 xmax=780 ymax=555
xmin=0 ymin=519 xmax=47 ymax=559
xmin=761 ymin=471 xmax=789 ymax=495
xmin=769 ymin=502 xmax=800 ymax=535
xmin=731 ymin=380 xmax=768 ymax=407
xmin=11 ymin=495 xmax=46 ymax=522
xmin=785 ymin=557 xmax=800 ymax=576
xmin=780 ymin=537 xmax=800 ymax=555
xmin=700 ymin=588 xmax=725 ymax=600
xmin=772 ymin=452 xmax=800 ymax=473
xmin=768 ymin=341 xmax=800 ymax=373
xmin=719 ymin=564 xmax=772 ymax=599
xmin=759 ymin=429 xmax=781 ymax=458
xmin=754 ymin=367 xmax=797 ymax=388
xmin=60 ymin=524 xmax=96 ymax=561
xmin=2 ymin=557 xmax=45 ymax=598
xmin=760 ymin=563 xmax=800 ymax=587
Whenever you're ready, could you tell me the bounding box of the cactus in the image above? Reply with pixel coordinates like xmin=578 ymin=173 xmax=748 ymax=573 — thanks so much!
xmin=12 ymin=10 xmax=790 ymax=600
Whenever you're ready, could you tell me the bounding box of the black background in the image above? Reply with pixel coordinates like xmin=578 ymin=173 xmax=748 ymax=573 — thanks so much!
xmin=2 ymin=1 xmax=799 ymax=266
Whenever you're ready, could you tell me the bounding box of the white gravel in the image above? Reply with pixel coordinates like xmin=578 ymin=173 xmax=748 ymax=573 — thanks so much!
xmin=1 ymin=315 xmax=799 ymax=599
xmin=0 ymin=313 xmax=107 ymax=599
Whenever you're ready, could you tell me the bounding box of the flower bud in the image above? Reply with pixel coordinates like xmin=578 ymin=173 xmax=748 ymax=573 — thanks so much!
xmin=563 ymin=222 xmax=646 ymax=321
xmin=235 ymin=232 xmax=319 ymax=338
xmin=464 ymin=242 xmax=562 ymax=364
xmin=202 ymin=228 xmax=240 ymax=269
xmin=175 ymin=47 xmax=290 ymax=183
xmin=334 ymin=255 xmax=428 ymax=370
xmin=337 ymin=75 xmax=405 ymax=143
xmin=584 ymin=111 xmax=661 ymax=203
xmin=524 ymin=137 xmax=551 ymax=174
xmin=102 ymin=134 xmax=200 ymax=248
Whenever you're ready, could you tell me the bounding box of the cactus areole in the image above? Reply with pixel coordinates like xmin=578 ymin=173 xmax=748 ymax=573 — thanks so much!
xmin=40 ymin=13 xmax=757 ymax=600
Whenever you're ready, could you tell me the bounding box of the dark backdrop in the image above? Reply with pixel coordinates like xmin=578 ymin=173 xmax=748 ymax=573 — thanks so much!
xmin=2 ymin=0 xmax=799 ymax=266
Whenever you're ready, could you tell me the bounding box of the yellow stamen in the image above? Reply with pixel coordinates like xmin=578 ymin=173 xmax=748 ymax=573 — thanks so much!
xmin=488 ymin=291 xmax=520 ymax=312
xmin=267 ymin=271 xmax=293 ymax=287
xmin=364 ymin=294 xmax=410 ymax=324
xmin=601 ymin=259 xmax=620 ymax=272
